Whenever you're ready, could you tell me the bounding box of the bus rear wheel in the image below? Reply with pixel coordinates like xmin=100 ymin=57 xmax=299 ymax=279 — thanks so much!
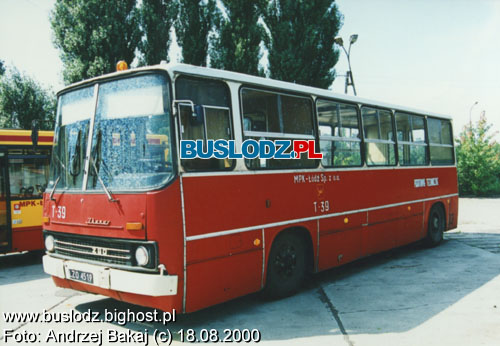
xmin=425 ymin=205 xmax=445 ymax=247
xmin=263 ymin=233 xmax=306 ymax=299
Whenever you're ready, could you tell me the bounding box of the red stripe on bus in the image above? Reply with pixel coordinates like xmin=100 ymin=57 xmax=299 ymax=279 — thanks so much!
xmin=0 ymin=135 xmax=53 ymax=143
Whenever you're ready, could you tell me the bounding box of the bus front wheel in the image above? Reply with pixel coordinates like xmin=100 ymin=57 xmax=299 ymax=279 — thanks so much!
xmin=425 ymin=205 xmax=445 ymax=247
xmin=263 ymin=232 xmax=306 ymax=299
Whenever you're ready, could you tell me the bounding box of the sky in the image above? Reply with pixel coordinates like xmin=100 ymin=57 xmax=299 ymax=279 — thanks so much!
xmin=331 ymin=0 xmax=500 ymax=139
xmin=1 ymin=0 xmax=499 ymax=139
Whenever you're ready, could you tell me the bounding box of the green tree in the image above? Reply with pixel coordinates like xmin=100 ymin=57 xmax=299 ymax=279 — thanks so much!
xmin=0 ymin=68 xmax=56 ymax=130
xmin=175 ymin=0 xmax=218 ymax=66
xmin=0 ymin=60 xmax=5 ymax=76
xmin=138 ymin=0 xmax=178 ymax=66
xmin=456 ymin=115 xmax=500 ymax=195
xmin=51 ymin=0 xmax=141 ymax=84
xmin=260 ymin=0 xmax=343 ymax=88
xmin=210 ymin=0 xmax=265 ymax=76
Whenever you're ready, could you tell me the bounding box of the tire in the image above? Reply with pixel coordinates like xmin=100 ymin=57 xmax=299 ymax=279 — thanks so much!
xmin=263 ymin=232 xmax=307 ymax=299
xmin=425 ymin=205 xmax=445 ymax=247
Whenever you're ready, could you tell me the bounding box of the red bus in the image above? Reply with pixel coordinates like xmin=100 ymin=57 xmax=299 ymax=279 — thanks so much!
xmin=1 ymin=129 xmax=53 ymax=254
xmin=42 ymin=63 xmax=458 ymax=313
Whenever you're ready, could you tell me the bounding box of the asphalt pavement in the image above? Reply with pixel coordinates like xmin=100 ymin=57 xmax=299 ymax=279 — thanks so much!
xmin=1 ymin=198 xmax=500 ymax=345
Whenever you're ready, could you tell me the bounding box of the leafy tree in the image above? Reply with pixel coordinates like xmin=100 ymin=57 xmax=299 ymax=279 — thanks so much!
xmin=175 ymin=0 xmax=218 ymax=66
xmin=456 ymin=114 xmax=500 ymax=195
xmin=138 ymin=0 xmax=178 ymax=66
xmin=51 ymin=0 xmax=141 ymax=84
xmin=0 ymin=68 xmax=56 ymax=130
xmin=0 ymin=60 xmax=5 ymax=76
xmin=260 ymin=0 xmax=343 ymax=88
xmin=210 ymin=0 xmax=265 ymax=76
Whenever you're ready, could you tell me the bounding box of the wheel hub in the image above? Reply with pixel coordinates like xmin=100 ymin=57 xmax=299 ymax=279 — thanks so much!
xmin=275 ymin=247 xmax=297 ymax=278
xmin=433 ymin=216 xmax=439 ymax=229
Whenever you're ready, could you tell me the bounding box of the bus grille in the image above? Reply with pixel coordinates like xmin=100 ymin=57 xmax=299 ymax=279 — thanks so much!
xmin=52 ymin=234 xmax=132 ymax=266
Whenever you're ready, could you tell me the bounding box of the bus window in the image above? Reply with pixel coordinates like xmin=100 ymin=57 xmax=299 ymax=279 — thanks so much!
xmin=87 ymin=73 xmax=174 ymax=190
xmin=241 ymin=88 xmax=316 ymax=169
xmin=176 ymin=76 xmax=233 ymax=171
xmin=51 ymin=86 xmax=93 ymax=190
xmin=362 ymin=107 xmax=396 ymax=166
xmin=395 ymin=112 xmax=428 ymax=166
xmin=428 ymin=118 xmax=454 ymax=165
xmin=8 ymin=157 xmax=50 ymax=199
xmin=316 ymin=99 xmax=361 ymax=167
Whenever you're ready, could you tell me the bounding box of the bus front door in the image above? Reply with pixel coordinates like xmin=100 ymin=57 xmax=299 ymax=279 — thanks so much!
xmin=0 ymin=152 xmax=12 ymax=252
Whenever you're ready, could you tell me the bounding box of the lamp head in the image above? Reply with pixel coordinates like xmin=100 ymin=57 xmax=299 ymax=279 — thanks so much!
xmin=334 ymin=37 xmax=344 ymax=46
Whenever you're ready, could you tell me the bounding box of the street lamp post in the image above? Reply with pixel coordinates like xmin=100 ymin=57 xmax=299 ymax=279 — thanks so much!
xmin=469 ymin=101 xmax=478 ymax=128
xmin=335 ymin=34 xmax=358 ymax=96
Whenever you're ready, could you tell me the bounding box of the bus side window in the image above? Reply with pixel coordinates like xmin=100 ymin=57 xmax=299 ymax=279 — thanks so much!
xmin=428 ymin=118 xmax=454 ymax=165
xmin=7 ymin=155 xmax=50 ymax=199
xmin=244 ymin=112 xmax=266 ymax=132
xmin=176 ymin=76 xmax=234 ymax=171
xmin=179 ymin=105 xmax=205 ymax=142
xmin=316 ymin=99 xmax=362 ymax=167
xmin=395 ymin=112 xmax=428 ymax=166
xmin=362 ymin=107 xmax=396 ymax=166
xmin=240 ymin=88 xmax=316 ymax=170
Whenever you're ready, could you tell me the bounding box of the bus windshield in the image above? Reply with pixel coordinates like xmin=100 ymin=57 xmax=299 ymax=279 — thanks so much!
xmin=49 ymin=73 xmax=174 ymax=192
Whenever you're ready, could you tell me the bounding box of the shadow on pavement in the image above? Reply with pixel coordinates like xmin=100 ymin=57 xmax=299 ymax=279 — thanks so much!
xmin=73 ymin=238 xmax=500 ymax=341
xmin=0 ymin=250 xmax=48 ymax=285
xmin=445 ymin=231 xmax=500 ymax=254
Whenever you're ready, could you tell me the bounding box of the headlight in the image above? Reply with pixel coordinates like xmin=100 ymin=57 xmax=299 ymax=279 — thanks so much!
xmin=45 ymin=235 xmax=55 ymax=252
xmin=135 ymin=246 xmax=149 ymax=266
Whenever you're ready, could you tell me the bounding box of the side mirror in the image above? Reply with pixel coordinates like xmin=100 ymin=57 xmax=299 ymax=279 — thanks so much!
xmin=191 ymin=105 xmax=205 ymax=125
xmin=31 ymin=120 xmax=39 ymax=148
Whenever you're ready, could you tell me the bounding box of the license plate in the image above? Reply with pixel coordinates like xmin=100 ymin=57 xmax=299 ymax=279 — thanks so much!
xmin=68 ymin=269 xmax=94 ymax=284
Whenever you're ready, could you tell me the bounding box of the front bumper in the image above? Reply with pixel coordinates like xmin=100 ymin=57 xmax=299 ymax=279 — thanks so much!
xmin=43 ymin=255 xmax=178 ymax=297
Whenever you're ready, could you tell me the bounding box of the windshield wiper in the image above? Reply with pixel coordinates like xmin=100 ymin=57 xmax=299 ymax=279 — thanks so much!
xmin=49 ymin=152 xmax=67 ymax=201
xmin=90 ymin=157 xmax=118 ymax=203
xmin=49 ymin=176 xmax=61 ymax=201
xmin=89 ymin=132 xmax=118 ymax=203
xmin=69 ymin=129 xmax=81 ymax=178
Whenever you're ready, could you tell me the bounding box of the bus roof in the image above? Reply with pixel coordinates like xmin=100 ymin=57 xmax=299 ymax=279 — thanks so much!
xmin=58 ymin=62 xmax=452 ymax=121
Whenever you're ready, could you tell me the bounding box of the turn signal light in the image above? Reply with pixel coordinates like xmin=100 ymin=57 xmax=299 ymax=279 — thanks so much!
xmin=126 ymin=222 xmax=143 ymax=231
xmin=42 ymin=216 xmax=50 ymax=224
